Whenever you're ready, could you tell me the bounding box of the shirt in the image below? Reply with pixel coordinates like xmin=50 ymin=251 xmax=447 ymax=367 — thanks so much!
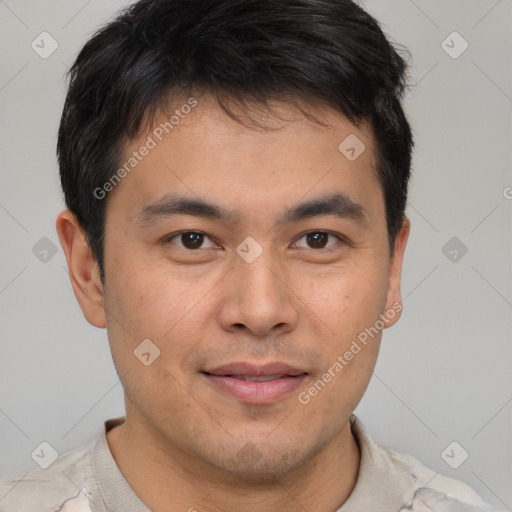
xmin=0 ymin=414 xmax=497 ymax=512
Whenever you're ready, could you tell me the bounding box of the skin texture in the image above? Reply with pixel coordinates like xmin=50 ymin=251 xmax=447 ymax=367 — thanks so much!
xmin=57 ymin=94 xmax=410 ymax=512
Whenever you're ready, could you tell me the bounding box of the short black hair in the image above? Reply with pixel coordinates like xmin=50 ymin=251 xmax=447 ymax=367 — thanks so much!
xmin=57 ymin=0 xmax=413 ymax=282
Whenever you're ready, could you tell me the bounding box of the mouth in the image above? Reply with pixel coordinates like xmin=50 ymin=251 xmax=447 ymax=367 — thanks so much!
xmin=201 ymin=362 xmax=308 ymax=404
xmin=211 ymin=374 xmax=290 ymax=382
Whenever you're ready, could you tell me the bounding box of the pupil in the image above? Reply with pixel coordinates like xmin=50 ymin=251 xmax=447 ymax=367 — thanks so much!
xmin=307 ymin=232 xmax=327 ymax=249
xmin=182 ymin=232 xmax=203 ymax=249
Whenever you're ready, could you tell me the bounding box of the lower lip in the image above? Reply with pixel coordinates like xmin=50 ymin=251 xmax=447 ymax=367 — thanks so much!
xmin=203 ymin=373 xmax=307 ymax=404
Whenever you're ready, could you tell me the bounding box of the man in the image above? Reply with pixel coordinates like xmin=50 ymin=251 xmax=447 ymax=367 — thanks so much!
xmin=0 ymin=0 xmax=501 ymax=510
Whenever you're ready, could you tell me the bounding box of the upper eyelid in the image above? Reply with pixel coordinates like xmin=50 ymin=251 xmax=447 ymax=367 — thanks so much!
xmin=165 ymin=230 xmax=344 ymax=248
xmin=291 ymin=231 xmax=344 ymax=248
xmin=165 ymin=231 xmax=219 ymax=247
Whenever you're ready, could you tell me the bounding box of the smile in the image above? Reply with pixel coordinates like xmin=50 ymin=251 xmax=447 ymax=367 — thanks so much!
xmin=202 ymin=361 xmax=308 ymax=404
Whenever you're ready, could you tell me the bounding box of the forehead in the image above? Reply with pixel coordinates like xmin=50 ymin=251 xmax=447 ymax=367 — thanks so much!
xmin=107 ymin=94 xmax=383 ymax=225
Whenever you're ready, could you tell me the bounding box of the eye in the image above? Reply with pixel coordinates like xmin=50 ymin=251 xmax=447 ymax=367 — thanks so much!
xmin=293 ymin=231 xmax=343 ymax=250
xmin=165 ymin=231 xmax=217 ymax=250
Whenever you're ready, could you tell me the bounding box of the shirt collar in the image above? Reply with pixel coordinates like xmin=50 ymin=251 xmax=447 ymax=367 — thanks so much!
xmin=91 ymin=416 xmax=151 ymax=512
xmin=338 ymin=414 xmax=416 ymax=511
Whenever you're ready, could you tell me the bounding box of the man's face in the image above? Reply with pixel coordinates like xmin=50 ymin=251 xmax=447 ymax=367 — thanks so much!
xmin=75 ymin=95 xmax=408 ymax=480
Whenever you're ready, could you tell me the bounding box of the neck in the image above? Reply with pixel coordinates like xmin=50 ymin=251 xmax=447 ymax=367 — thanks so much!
xmin=107 ymin=415 xmax=360 ymax=512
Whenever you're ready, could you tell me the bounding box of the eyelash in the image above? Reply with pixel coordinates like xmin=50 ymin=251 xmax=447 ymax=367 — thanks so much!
xmin=163 ymin=230 xmax=346 ymax=251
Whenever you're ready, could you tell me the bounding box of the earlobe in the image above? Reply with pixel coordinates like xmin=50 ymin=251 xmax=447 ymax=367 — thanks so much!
xmin=383 ymin=217 xmax=410 ymax=328
xmin=56 ymin=210 xmax=107 ymax=328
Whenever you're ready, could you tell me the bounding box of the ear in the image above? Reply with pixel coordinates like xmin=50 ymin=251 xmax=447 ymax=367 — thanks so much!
xmin=383 ymin=217 xmax=410 ymax=328
xmin=56 ymin=210 xmax=106 ymax=328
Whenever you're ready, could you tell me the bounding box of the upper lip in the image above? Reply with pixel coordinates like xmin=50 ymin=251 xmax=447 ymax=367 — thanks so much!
xmin=203 ymin=362 xmax=307 ymax=377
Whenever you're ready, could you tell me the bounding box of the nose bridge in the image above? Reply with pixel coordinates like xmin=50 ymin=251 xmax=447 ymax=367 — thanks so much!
xmin=235 ymin=240 xmax=285 ymax=304
xmin=221 ymin=239 xmax=298 ymax=334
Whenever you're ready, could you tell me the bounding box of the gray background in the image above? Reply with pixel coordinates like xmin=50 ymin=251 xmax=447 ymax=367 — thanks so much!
xmin=0 ymin=0 xmax=511 ymax=508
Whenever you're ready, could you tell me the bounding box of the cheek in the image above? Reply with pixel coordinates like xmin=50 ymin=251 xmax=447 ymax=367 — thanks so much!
xmin=105 ymin=253 xmax=194 ymax=333
xmin=297 ymin=263 xmax=386 ymax=400
xmin=299 ymin=262 xmax=388 ymax=335
xmin=103 ymin=253 xmax=217 ymax=375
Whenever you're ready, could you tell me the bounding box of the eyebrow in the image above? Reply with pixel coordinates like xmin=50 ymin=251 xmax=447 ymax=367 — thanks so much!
xmin=133 ymin=193 xmax=369 ymax=227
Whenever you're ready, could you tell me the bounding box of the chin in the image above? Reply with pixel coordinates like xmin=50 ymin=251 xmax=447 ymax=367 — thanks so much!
xmin=225 ymin=459 xmax=301 ymax=485
xmin=206 ymin=442 xmax=314 ymax=485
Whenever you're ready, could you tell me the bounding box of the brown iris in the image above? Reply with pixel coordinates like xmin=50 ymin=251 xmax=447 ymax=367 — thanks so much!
xmin=180 ymin=232 xmax=204 ymax=249
xmin=306 ymin=232 xmax=329 ymax=249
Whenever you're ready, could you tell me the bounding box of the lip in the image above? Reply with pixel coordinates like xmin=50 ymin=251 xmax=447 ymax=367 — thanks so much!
xmin=202 ymin=361 xmax=308 ymax=404
xmin=204 ymin=361 xmax=306 ymax=377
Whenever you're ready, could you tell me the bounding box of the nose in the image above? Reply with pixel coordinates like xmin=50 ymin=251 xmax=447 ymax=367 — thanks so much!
xmin=216 ymin=246 xmax=299 ymax=338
